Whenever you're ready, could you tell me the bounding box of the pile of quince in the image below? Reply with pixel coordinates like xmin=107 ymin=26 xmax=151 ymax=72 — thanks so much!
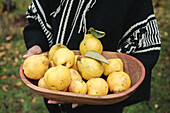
xmin=23 ymin=31 xmax=131 ymax=95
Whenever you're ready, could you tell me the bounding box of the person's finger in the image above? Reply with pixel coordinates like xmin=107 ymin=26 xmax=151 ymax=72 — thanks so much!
xmin=23 ymin=53 xmax=34 ymax=59
xmin=23 ymin=45 xmax=42 ymax=59
xmin=27 ymin=45 xmax=42 ymax=54
xmin=72 ymin=103 xmax=79 ymax=109
xmin=47 ymin=100 xmax=65 ymax=104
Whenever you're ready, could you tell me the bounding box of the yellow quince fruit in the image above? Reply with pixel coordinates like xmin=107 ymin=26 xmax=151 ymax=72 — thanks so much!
xmin=69 ymin=68 xmax=82 ymax=81
xmin=49 ymin=43 xmax=67 ymax=61
xmin=86 ymin=78 xmax=108 ymax=95
xmin=77 ymin=56 xmax=104 ymax=80
xmin=53 ymin=48 xmax=75 ymax=68
xmin=79 ymin=34 xmax=103 ymax=55
xmin=23 ymin=54 xmax=49 ymax=80
xmin=44 ymin=65 xmax=71 ymax=91
xmin=69 ymin=80 xmax=87 ymax=94
xmin=102 ymin=58 xmax=123 ymax=76
xmin=107 ymin=71 xmax=131 ymax=93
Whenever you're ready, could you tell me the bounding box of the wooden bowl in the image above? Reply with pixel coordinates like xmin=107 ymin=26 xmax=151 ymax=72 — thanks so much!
xmin=19 ymin=50 xmax=145 ymax=105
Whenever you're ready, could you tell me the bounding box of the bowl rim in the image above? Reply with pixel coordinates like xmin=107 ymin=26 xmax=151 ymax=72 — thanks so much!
xmin=19 ymin=51 xmax=145 ymax=100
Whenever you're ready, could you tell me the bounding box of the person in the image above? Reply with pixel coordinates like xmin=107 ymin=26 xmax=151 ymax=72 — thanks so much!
xmin=23 ymin=0 xmax=161 ymax=113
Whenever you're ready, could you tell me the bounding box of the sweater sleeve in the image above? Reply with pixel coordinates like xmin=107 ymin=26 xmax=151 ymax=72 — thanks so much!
xmin=116 ymin=0 xmax=161 ymax=72
xmin=23 ymin=19 xmax=49 ymax=52
xmin=132 ymin=50 xmax=160 ymax=72
xmin=116 ymin=0 xmax=161 ymax=104
xmin=23 ymin=0 xmax=54 ymax=52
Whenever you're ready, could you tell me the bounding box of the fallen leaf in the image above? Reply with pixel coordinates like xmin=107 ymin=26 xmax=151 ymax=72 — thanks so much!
xmin=2 ymin=85 xmax=8 ymax=92
xmin=0 ymin=46 xmax=5 ymax=50
xmin=32 ymin=96 xmax=36 ymax=103
xmin=15 ymin=57 xmax=18 ymax=63
xmin=4 ymin=11 xmax=8 ymax=15
xmin=154 ymin=104 xmax=159 ymax=109
xmin=15 ymin=81 xmax=22 ymax=86
xmin=0 ymin=51 xmax=5 ymax=57
xmin=157 ymin=72 xmax=162 ymax=76
xmin=8 ymin=99 xmax=13 ymax=104
xmin=21 ymin=43 xmax=26 ymax=48
xmin=3 ymin=68 xmax=7 ymax=72
xmin=11 ymin=74 xmax=17 ymax=79
xmin=7 ymin=57 xmax=12 ymax=61
xmin=165 ymin=56 xmax=169 ymax=60
xmin=0 ymin=61 xmax=7 ymax=65
xmin=3 ymin=57 xmax=7 ymax=61
xmin=6 ymin=35 xmax=13 ymax=41
xmin=164 ymin=31 xmax=168 ymax=36
xmin=19 ymin=54 xmax=23 ymax=58
xmin=8 ymin=49 xmax=13 ymax=53
xmin=1 ymin=75 xmax=7 ymax=79
xmin=12 ymin=62 xmax=17 ymax=67
xmin=5 ymin=43 xmax=12 ymax=50
xmin=20 ymin=98 xmax=25 ymax=103
xmin=15 ymin=51 xmax=19 ymax=55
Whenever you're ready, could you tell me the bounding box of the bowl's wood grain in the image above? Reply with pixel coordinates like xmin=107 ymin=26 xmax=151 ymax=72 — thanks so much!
xmin=19 ymin=50 xmax=145 ymax=105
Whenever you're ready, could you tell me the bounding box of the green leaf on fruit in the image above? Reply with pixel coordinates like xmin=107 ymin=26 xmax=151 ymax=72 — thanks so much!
xmin=88 ymin=27 xmax=106 ymax=38
xmin=84 ymin=51 xmax=110 ymax=64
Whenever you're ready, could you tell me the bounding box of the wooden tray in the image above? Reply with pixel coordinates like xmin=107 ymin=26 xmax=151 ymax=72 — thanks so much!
xmin=19 ymin=50 xmax=145 ymax=105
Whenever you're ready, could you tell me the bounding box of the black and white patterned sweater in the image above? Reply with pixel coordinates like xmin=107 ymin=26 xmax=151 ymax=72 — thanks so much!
xmin=23 ymin=0 xmax=161 ymax=103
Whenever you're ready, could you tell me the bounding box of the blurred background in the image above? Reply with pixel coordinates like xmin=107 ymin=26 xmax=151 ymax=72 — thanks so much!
xmin=0 ymin=0 xmax=169 ymax=113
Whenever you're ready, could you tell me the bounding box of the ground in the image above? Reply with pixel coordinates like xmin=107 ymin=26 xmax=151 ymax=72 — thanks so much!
xmin=0 ymin=0 xmax=170 ymax=113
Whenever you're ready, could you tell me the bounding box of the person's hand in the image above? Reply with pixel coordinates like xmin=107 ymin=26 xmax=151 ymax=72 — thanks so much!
xmin=47 ymin=100 xmax=82 ymax=109
xmin=23 ymin=45 xmax=42 ymax=59
xmin=47 ymin=100 xmax=65 ymax=104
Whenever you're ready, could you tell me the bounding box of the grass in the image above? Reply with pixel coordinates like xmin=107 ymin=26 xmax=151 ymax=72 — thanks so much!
xmin=0 ymin=0 xmax=170 ymax=113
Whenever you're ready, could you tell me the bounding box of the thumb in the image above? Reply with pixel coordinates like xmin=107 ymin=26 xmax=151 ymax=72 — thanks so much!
xmin=72 ymin=103 xmax=79 ymax=109
xmin=23 ymin=53 xmax=34 ymax=59
xmin=23 ymin=45 xmax=42 ymax=59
